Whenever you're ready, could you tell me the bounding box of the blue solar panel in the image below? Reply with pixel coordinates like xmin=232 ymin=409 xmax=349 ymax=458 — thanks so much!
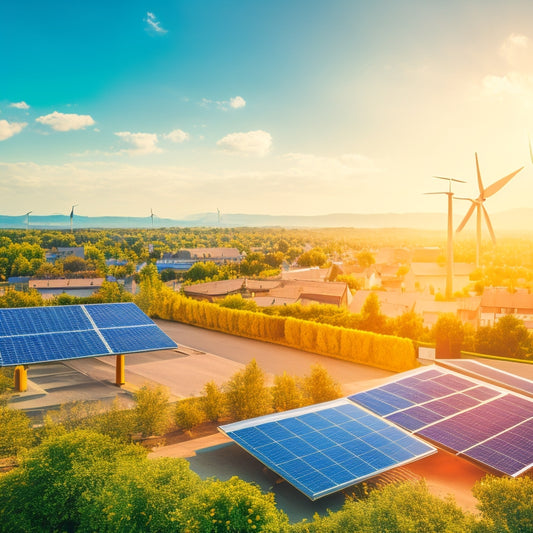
xmin=100 ymin=325 xmax=177 ymax=353
xmin=0 ymin=303 xmax=177 ymax=366
xmin=219 ymin=399 xmax=436 ymax=500
xmin=85 ymin=303 xmax=155 ymax=328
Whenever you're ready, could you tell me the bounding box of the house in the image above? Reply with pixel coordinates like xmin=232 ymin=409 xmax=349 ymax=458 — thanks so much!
xmin=414 ymin=298 xmax=459 ymax=328
xmin=156 ymin=247 xmax=244 ymax=273
xmin=280 ymin=267 xmax=329 ymax=282
xmin=45 ymin=246 xmax=85 ymax=263
xmin=29 ymin=278 xmax=104 ymax=299
xmin=479 ymin=288 xmax=533 ymax=328
xmin=268 ymin=280 xmax=351 ymax=307
xmin=183 ymin=279 xmax=245 ymax=302
xmin=403 ymin=262 xmax=474 ymax=294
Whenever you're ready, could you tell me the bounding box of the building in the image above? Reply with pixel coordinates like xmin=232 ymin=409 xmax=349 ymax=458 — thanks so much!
xmin=479 ymin=288 xmax=533 ymax=328
xmin=45 ymin=246 xmax=85 ymax=263
xmin=156 ymin=247 xmax=244 ymax=273
xmin=403 ymin=262 xmax=474 ymax=294
xmin=29 ymin=278 xmax=104 ymax=299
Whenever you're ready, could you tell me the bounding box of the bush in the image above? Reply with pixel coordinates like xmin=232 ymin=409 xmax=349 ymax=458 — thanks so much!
xmin=0 ymin=405 xmax=34 ymax=458
xmin=134 ymin=384 xmax=171 ymax=437
xmin=302 ymin=364 xmax=342 ymax=405
xmin=271 ymin=372 xmax=304 ymax=412
xmin=174 ymin=398 xmax=205 ymax=432
xmin=201 ymin=381 xmax=227 ymax=422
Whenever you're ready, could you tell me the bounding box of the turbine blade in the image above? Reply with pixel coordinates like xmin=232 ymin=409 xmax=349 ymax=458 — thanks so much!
xmin=482 ymin=205 xmax=496 ymax=243
xmin=475 ymin=152 xmax=484 ymax=197
xmin=456 ymin=202 xmax=476 ymax=233
xmin=483 ymin=167 xmax=524 ymax=198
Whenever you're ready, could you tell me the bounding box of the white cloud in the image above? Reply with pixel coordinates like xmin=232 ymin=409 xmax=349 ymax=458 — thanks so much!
xmin=164 ymin=129 xmax=190 ymax=143
xmin=146 ymin=12 xmax=167 ymax=34
xmin=0 ymin=120 xmax=27 ymax=141
xmin=481 ymin=72 xmax=533 ymax=97
xmin=9 ymin=101 xmax=30 ymax=110
xmin=229 ymin=96 xmax=246 ymax=109
xmin=500 ymin=33 xmax=529 ymax=63
xmin=115 ymin=131 xmax=162 ymax=155
xmin=36 ymin=111 xmax=95 ymax=132
xmin=202 ymin=95 xmax=246 ymax=110
xmin=284 ymin=152 xmax=380 ymax=177
xmin=217 ymin=130 xmax=272 ymax=156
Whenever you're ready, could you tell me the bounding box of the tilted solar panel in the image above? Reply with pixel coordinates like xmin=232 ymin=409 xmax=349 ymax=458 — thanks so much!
xmin=348 ymin=366 xmax=533 ymax=477
xmin=220 ymin=399 xmax=436 ymax=500
xmin=0 ymin=303 xmax=177 ymax=367
xmin=437 ymin=359 xmax=533 ymax=399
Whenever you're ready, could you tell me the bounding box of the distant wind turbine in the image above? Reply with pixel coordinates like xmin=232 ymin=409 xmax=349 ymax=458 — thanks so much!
xmin=425 ymin=176 xmax=466 ymax=299
xmin=150 ymin=208 xmax=157 ymax=228
xmin=456 ymin=153 xmax=523 ymax=267
xmin=24 ymin=211 xmax=32 ymax=231
xmin=217 ymin=208 xmax=221 ymax=226
xmin=70 ymin=205 xmax=78 ymax=233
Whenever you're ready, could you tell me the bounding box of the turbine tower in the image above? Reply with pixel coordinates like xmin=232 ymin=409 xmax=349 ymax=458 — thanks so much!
xmin=70 ymin=204 xmax=78 ymax=233
xmin=25 ymin=211 xmax=32 ymax=231
xmin=425 ymin=177 xmax=465 ymax=299
xmin=150 ymin=208 xmax=156 ymax=228
xmin=456 ymin=153 xmax=523 ymax=268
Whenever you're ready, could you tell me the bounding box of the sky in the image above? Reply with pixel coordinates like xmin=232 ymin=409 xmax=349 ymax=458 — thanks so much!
xmin=2 ymin=0 xmax=533 ymax=220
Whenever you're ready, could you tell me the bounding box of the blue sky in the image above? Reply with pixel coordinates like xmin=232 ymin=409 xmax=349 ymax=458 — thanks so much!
xmin=2 ymin=1 xmax=533 ymax=220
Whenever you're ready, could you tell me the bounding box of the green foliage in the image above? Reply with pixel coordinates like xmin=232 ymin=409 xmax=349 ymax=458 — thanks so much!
xmin=173 ymin=476 xmax=289 ymax=532
xmin=297 ymin=247 xmax=327 ymax=267
xmin=225 ymin=359 xmax=272 ymax=421
xmin=134 ymin=263 xmax=163 ymax=314
xmin=294 ymin=480 xmax=472 ymax=533
xmin=134 ymin=384 xmax=171 ymax=437
xmin=432 ymin=313 xmax=466 ymax=358
xmin=0 ymin=405 xmax=34 ymax=457
xmin=272 ymin=372 xmax=304 ymax=411
xmin=218 ymin=294 xmax=258 ymax=311
xmin=475 ymin=315 xmax=533 ymax=360
xmin=473 ymin=476 xmax=533 ymax=533
xmin=174 ymin=398 xmax=205 ymax=431
xmin=201 ymin=380 xmax=227 ymax=422
xmin=0 ymin=288 xmax=44 ymax=308
xmin=184 ymin=261 xmax=221 ymax=282
xmin=92 ymin=280 xmax=133 ymax=303
xmin=0 ymin=367 xmax=14 ymax=395
xmin=357 ymin=250 xmax=376 ymax=268
xmin=302 ymin=364 xmax=342 ymax=405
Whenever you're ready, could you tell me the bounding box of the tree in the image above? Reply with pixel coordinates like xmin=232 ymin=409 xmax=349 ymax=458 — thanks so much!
xmin=201 ymin=380 xmax=227 ymax=422
xmin=475 ymin=315 xmax=533 ymax=360
xmin=134 ymin=384 xmax=171 ymax=437
xmin=135 ymin=263 xmax=163 ymax=314
xmin=0 ymin=405 xmax=34 ymax=457
xmin=183 ymin=261 xmax=220 ymax=282
xmin=357 ymin=250 xmax=376 ymax=268
xmin=272 ymin=372 xmax=304 ymax=412
xmin=174 ymin=398 xmax=205 ymax=432
xmin=173 ymin=476 xmax=289 ymax=533
xmin=62 ymin=255 xmax=88 ymax=273
xmin=392 ymin=311 xmax=426 ymax=341
xmin=473 ymin=476 xmax=533 ymax=533
xmin=92 ymin=281 xmax=133 ymax=303
xmin=358 ymin=293 xmax=390 ymax=334
xmin=225 ymin=359 xmax=272 ymax=420
xmin=432 ymin=313 xmax=466 ymax=358
xmin=297 ymin=247 xmax=327 ymax=267
xmin=302 ymin=364 xmax=342 ymax=405
xmin=294 ymin=480 xmax=472 ymax=533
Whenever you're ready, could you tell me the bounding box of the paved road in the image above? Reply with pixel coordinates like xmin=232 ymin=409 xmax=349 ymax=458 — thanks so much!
xmin=11 ymin=320 xmax=394 ymax=415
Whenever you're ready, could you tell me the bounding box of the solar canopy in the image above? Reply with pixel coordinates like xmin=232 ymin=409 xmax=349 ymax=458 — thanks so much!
xmin=436 ymin=359 xmax=533 ymax=399
xmin=0 ymin=303 xmax=177 ymax=367
xmin=219 ymin=398 xmax=436 ymax=500
xmin=349 ymin=367 xmax=533 ymax=477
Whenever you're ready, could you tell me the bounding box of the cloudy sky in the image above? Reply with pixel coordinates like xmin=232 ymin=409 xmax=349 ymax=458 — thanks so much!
xmin=2 ymin=0 xmax=533 ymax=219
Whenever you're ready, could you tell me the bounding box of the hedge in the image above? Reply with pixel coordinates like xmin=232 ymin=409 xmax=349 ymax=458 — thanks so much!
xmin=152 ymin=291 xmax=417 ymax=373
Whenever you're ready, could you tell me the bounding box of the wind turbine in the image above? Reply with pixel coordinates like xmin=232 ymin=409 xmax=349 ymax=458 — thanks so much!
xmin=425 ymin=177 xmax=465 ymax=299
xmin=24 ymin=211 xmax=32 ymax=231
xmin=217 ymin=208 xmax=221 ymax=226
xmin=456 ymin=153 xmax=523 ymax=268
xmin=69 ymin=204 xmax=78 ymax=233
xmin=150 ymin=208 xmax=156 ymax=228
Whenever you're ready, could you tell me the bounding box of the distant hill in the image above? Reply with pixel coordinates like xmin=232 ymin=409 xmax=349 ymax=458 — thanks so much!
xmin=1 ymin=209 xmax=532 ymax=231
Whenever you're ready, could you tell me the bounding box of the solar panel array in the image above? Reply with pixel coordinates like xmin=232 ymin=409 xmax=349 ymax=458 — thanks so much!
xmin=0 ymin=303 xmax=177 ymax=366
xmin=220 ymin=399 xmax=436 ymax=500
xmin=348 ymin=367 xmax=533 ymax=477
xmin=436 ymin=359 xmax=533 ymax=399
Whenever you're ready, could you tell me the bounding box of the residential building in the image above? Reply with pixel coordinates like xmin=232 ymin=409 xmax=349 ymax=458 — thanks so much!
xmin=45 ymin=246 xmax=85 ymax=263
xmin=29 ymin=278 xmax=104 ymax=299
xmin=479 ymin=288 xmax=533 ymax=328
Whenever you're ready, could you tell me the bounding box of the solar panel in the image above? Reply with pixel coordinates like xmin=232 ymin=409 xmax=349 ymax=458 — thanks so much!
xmin=348 ymin=366 xmax=533 ymax=477
xmin=437 ymin=359 xmax=533 ymax=399
xmin=0 ymin=303 xmax=177 ymax=366
xmin=219 ymin=399 xmax=436 ymax=500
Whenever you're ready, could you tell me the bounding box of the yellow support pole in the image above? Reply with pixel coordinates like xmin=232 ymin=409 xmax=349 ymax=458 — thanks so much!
xmin=115 ymin=354 xmax=125 ymax=386
xmin=14 ymin=365 xmax=27 ymax=392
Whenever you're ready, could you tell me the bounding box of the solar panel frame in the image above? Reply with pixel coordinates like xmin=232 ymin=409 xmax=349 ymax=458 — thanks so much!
xmin=219 ymin=398 xmax=436 ymax=500
xmin=0 ymin=303 xmax=177 ymax=366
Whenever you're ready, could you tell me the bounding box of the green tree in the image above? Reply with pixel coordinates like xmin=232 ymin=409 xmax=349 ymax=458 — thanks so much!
xmin=392 ymin=311 xmax=426 ymax=341
xmin=294 ymin=480 xmax=472 ymax=533
xmin=135 ymin=263 xmax=163 ymax=314
xmin=475 ymin=315 xmax=533 ymax=360
xmin=272 ymin=372 xmax=304 ymax=412
xmin=184 ymin=261 xmax=220 ymax=282
xmin=134 ymin=384 xmax=171 ymax=437
xmin=432 ymin=313 xmax=466 ymax=358
xmin=297 ymin=247 xmax=327 ymax=267
xmin=173 ymin=476 xmax=289 ymax=533
xmin=0 ymin=405 xmax=34 ymax=457
xmin=201 ymin=380 xmax=227 ymax=422
xmin=92 ymin=280 xmax=133 ymax=303
xmin=302 ymin=364 xmax=342 ymax=405
xmin=174 ymin=398 xmax=205 ymax=432
xmin=62 ymin=255 xmax=88 ymax=273
xmin=225 ymin=359 xmax=272 ymax=420
xmin=218 ymin=294 xmax=258 ymax=312
xmin=357 ymin=250 xmax=376 ymax=268
xmin=473 ymin=476 xmax=533 ymax=533
xmin=358 ymin=292 xmax=390 ymax=334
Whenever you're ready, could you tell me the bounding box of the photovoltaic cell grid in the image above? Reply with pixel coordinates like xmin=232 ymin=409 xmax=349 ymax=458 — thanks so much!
xmin=348 ymin=367 xmax=533 ymax=476
xmin=0 ymin=303 xmax=177 ymax=366
xmin=219 ymin=399 xmax=436 ymax=500
xmin=436 ymin=359 xmax=533 ymax=399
